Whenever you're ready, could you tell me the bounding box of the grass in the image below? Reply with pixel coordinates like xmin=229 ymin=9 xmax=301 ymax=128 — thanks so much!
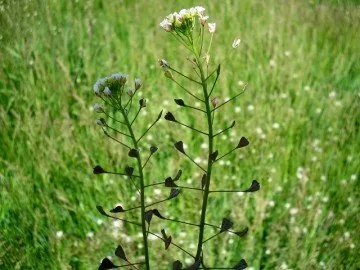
xmin=0 ymin=0 xmax=359 ymax=269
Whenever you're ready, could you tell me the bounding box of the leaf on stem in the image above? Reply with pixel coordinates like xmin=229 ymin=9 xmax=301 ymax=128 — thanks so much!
xmin=98 ymin=258 xmax=118 ymax=270
xmin=165 ymin=177 xmax=178 ymax=187
xmin=220 ymin=218 xmax=233 ymax=232
xmin=128 ymin=148 xmax=139 ymax=158
xmin=174 ymin=141 xmax=185 ymax=154
xmin=93 ymin=165 xmax=106 ymax=174
xmin=96 ymin=206 xmax=110 ymax=217
xmin=125 ymin=166 xmax=134 ymax=177
xmin=156 ymin=110 xmax=163 ymax=120
xmin=168 ymin=188 xmax=181 ymax=199
xmin=244 ymin=180 xmax=260 ymax=192
xmin=174 ymin=99 xmax=186 ymax=106
xmin=173 ymin=169 xmax=183 ymax=181
xmin=234 ymin=227 xmax=249 ymax=237
xmin=115 ymin=244 xmax=128 ymax=261
xmin=230 ymin=120 xmax=236 ymax=128
xmin=145 ymin=210 xmax=153 ymax=225
xmin=233 ymin=259 xmax=248 ymax=270
xmin=216 ymin=64 xmax=221 ymax=76
xmin=152 ymin=209 xmax=165 ymax=219
xmin=201 ymin=174 xmax=207 ymax=189
xmin=165 ymin=112 xmax=177 ymax=122
xmin=236 ymin=137 xmax=249 ymax=148
xmin=173 ymin=260 xmax=182 ymax=270
xmin=161 ymin=229 xmax=172 ymax=250
xmin=110 ymin=205 xmax=124 ymax=213
xmin=210 ymin=150 xmax=218 ymax=161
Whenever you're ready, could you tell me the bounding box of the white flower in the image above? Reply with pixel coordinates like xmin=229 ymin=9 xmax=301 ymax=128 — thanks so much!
xmin=160 ymin=18 xmax=173 ymax=32
xmin=232 ymin=38 xmax=241 ymax=48
xmin=290 ymin=208 xmax=298 ymax=215
xmin=86 ymin=231 xmax=94 ymax=239
xmin=103 ymin=87 xmax=111 ymax=96
xmin=208 ymin=23 xmax=216 ymax=33
xmin=56 ymin=231 xmax=64 ymax=239
xmin=93 ymin=103 xmax=102 ymax=113
xmin=134 ymin=78 xmax=141 ymax=90
xmin=194 ymin=6 xmax=205 ymax=14
xmin=93 ymin=78 xmax=105 ymax=95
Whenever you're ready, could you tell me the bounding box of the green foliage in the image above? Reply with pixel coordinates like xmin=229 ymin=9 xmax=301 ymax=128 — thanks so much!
xmin=0 ymin=0 xmax=359 ymax=269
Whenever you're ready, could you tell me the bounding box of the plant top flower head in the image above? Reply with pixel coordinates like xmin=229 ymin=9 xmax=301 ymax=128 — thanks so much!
xmin=159 ymin=6 xmax=207 ymax=34
xmin=93 ymin=73 xmax=128 ymax=98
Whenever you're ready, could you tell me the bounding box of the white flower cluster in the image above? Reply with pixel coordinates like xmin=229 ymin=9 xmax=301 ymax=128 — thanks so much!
xmin=160 ymin=6 xmax=207 ymax=32
xmin=93 ymin=73 xmax=128 ymax=96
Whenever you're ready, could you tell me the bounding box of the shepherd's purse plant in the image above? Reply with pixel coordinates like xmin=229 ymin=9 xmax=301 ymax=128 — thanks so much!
xmin=91 ymin=6 xmax=260 ymax=270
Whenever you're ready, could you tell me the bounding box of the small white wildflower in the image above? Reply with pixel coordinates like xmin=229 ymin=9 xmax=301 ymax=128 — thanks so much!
xmin=159 ymin=18 xmax=173 ymax=32
xmin=134 ymin=78 xmax=141 ymax=90
xmin=284 ymin=51 xmax=291 ymax=56
xmin=103 ymin=87 xmax=111 ymax=96
xmin=96 ymin=219 xmax=103 ymax=225
xmin=199 ymin=15 xmax=209 ymax=26
xmin=329 ymin=91 xmax=336 ymax=99
xmin=208 ymin=23 xmax=216 ymax=33
xmin=280 ymin=262 xmax=288 ymax=270
xmin=235 ymin=106 xmax=241 ymax=113
xmin=127 ymin=88 xmax=134 ymax=96
xmin=93 ymin=103 xmax=103 ymax=113
xmin=350 ymin=243 xmax=355 ymax=249
xmin=87 ymin=231 xmax=94 ymax=239
xmin=189 ymin=243 xmax=196 ymax=249
xmin=316 ymin=108 xmax=322 ymax=114
xmin=200 ymin=143 xmax=208 ymax=149
xmin=247 ymin=104 xmax=254 ymax=111
xmin=232 ymin=38 xmax=241 ymax=49
xmin=272 ymin=123 xmax=280 ymax=129
xmin=290 ymin=208 xmax=298 ymax=215
xmin=344 ymin=232 xmax=350 ymax=239
xmin=285 ymin=203 xmax=291 ymax=209
xmin=265 ymin=249 xmax=271 ymax=255
xmin=269 ymin=59 xmax=276 ymax=67
xmin=56 ymin=231 xmax=64 ymax=239
xmin=185 ymin=258 xmax=193 ymax=265
xmin=112 ymin=220 xmax=122 ymax=228
xmin=304 ymin=85 xmax=311 ymax=91
xmin=268 ymin=200 xmax=275 ymax=207
xmin=350 ymin=174 xmax=357 ymax=181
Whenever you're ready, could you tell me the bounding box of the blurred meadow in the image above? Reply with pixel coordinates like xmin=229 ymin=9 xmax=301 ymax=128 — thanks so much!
xmin=0 ymin=0 xmax=360 ymax=269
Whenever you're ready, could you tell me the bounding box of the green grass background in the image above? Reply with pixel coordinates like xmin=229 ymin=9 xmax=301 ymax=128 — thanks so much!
xmin=0 ymin=0 xmax=359 ymax=269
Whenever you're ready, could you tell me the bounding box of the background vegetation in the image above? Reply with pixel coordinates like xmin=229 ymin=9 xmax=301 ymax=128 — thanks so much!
xmin=0 ymin=0 xmax=359 ymax=269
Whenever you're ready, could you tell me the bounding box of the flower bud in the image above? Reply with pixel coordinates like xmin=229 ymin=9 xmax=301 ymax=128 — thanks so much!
xmin=127 ymin=88 xmax=134 ymax=96
xmin=93 ymin=103 xmax=103 ymax=113
xmin=199 ymin=15 xmax=209 ymax=26
xmin=159 ymin=59 xmax=169 ymax=68
xmin=96 ymin=118 xmax=106 ymax=126
xmin=164 ymin=70 xmax=173 ymax=79
xmin=211 ymin=97 xmax=219 ymax=108
xmin=103 ymin=87 xmax=111 ymax=96
xmin=204 ymin=54 xmax=210 ymax=65
xmin=232 ymin=38 xmax=241 ymax=49
xmin=208 ymin=23 xmax=216 ymax=34
xmin=134 ymin=78 xmax=141 ymax=90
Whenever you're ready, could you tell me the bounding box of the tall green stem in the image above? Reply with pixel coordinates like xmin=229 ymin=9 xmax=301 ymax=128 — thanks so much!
xmin=194 ymin=55 xmax=214 ymax=261
xmin=120 ymin=107 xmax=150 ymax=270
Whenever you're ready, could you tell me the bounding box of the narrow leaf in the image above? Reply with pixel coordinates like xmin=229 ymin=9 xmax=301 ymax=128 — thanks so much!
xmin=244 ymin=180 xmax=260 ymax=192
xmin=128 ymin=148 xmax=139 ymax=158
xmin=173 ymin=260 xmax=182 ymax=270
xmin=174 ymin=141 xmax=185 ymax=154
xmin=220 ymin=218 xmax=233 ymax=232
xmin=233 ymin=259 xmax=248 ymax=270
xmin=168 ymin=188 xmax=181 ymax=199
xmin=110 ymin=205 xmax=124 ymax=213
xmin=230 ymin=120 xmax=236 ymax=128
xmin=115 ymin=244 xmax=128 ymax=261
xmin=173 ymin=169 xmax=182 ymax=181
xmin=165 ymin=177 xmax=178 ymax=187
xmin=235 ymin=227 xmax=249 ymax=237
xmin=156 ymin=110 xmax=163 ymax=120
xmin=237 ymin=137 xmax=249 ymax=148
xmin=96 ymin=206 xmax=110 ymax=217
xmin=93 ymin=165 xmax=106 ymax=174
xmin=152 ymin=209 xmax=165 ymax=219
xmin=174 ymin=99 xmax=186 ymax=106
xmin=161 ymin=229 xmax=172 ymax=250
xmin=98 ymin=258 xmax=118 ymax=270
xmin=164 ymin=112 xmax=177 ymax=122
xmin=210 ymin=150 xmax=218 ymax=161
xmin=216 ymin=64 xmax=221 ymax=76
